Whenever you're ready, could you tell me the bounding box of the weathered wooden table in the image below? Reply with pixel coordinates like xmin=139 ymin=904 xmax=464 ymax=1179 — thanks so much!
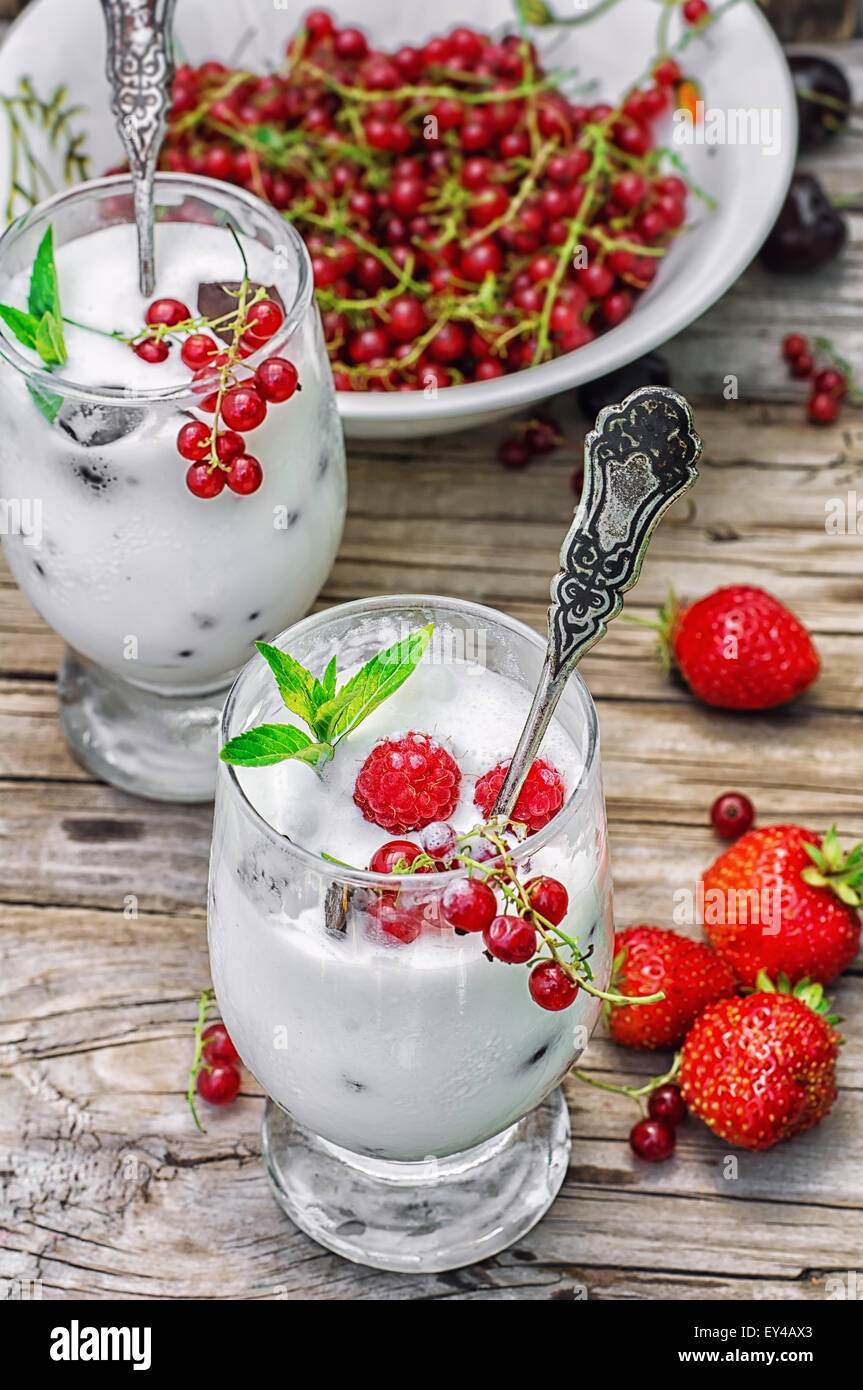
xmin=2 ymin=39 xmax=863 ymax=1303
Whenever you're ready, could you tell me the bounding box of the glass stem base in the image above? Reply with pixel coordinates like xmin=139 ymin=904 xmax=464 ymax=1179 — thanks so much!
xmin=261 ymin=1088 xmax=571 ymax=1273
xmin=58 ymin=648 xmax=228 ymax=803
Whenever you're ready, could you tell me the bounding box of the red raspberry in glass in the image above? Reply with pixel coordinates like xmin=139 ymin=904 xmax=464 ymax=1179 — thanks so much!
xmin=254 ymin=356 xmax=299 ymax=402
xmin=441 ymin=878 xmax=497 ymax=934
xmin=483 ymin=915 xmax=537 ymax=964
xmin=202 ymin=1022 xmax=239 ymax=1065
xmin=226 ymin=455 xmax=263 ymax=495
xmin=529 ymin=962 xmax=577 ymax=1011
xmin=146 ymin=297 xmax=190 ymax=327
xmin=197 ymin=1061 xmax=241 ymax=1105
xmin=221 ymin=386 xmax=267 ymax=432
xmin=354 ymin=732 xmax=461 ymax=833
xmin=474 ymin=757 xmax=565 ymax=833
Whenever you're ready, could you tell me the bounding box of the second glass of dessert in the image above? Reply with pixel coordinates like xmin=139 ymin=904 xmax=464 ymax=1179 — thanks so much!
xmin=208 ymin=595 xmax=614 ymax=1272
xmin=0 ymin=173 xmax=346 ymax=801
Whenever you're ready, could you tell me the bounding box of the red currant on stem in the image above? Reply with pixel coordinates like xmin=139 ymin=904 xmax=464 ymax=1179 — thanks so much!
xmin=648 ymin=1084 xmax=686 ymax=1126
xmin=790 ymin=351 xmax=814 ymax=380
xmin=682 ymin=0 xmax=710 ymax=24
xmin=629 ymin=1116 xmax=675 ymax=1160
xmin=181 ymin=334 xmax=219 ymax=370
xmin=177 ymin=420 xmax=211 ymax=461
xmin=369 ymin=839 xmax=425 ymax=874
xmin=524 ymin=876 xmax=569 ymax=926
xmin=186 ymin=462 xmax=225 ymax=499
xmin=814 ymin=367 xmax=847 ymax=399
xmin=710 ymin=791 xmax=754 ymax=840
xmin=134 ymin=336 xmax=169 ymax=364
xmin=441 ymin=878 xmax=497 ymax=933
xmin=196 ymin=1061 xmax=241 ymax=1105
xmin=226 ymin=455 xmax=264 ymax=495
xmin=254 ymin=357 xmax=299 ymax=402
xmin=244 ymin=298 xmax=284 ymax=343
xmin=146 ymin=297 xmax=190 ymax=327
xmin=781 ymin=332 xmax=808 ymax=361
xmin=483 ymin=915 xmax=537 ymax=964
xmin=221 ymin=385 xmax=267 ymax=432
xmin=202 ymin=1021 xmax=239 ymax=1065
xmin=808 ymin=391 xmax=841 ymax=424
xmin=529 ymin=961 xmax=577 ymax=1011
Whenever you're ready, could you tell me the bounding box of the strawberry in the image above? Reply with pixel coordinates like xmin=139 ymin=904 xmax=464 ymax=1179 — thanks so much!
xmin=679 ymin=976 xmax=840 ymax=1151
xmin=702 ymin=824 xmax=862 ymax=987
xmin=605 ymin=925 xmax=737 ymax=1049
xmin=654 ymin=584 xmax=819 ymax=710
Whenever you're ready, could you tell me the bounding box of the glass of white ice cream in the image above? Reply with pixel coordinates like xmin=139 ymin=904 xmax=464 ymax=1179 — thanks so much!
xmin=208 ymin=595 xmax=614 ymax=1272
xmin=0 ymin=173 xmax=346 ymax=800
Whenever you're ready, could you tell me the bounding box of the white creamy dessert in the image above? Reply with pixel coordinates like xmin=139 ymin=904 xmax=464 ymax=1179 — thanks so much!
xmin=209 ymin=613 xmax=613 ymax=1162
xmin=0 ymin=219 xmax=346 ymax=690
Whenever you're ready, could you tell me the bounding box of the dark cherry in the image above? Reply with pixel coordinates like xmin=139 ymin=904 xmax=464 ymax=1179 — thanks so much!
xmin=760 ymin=173 xmax=847 ymax=275
xmin=788 ymin=53 xmax=852 ymax=151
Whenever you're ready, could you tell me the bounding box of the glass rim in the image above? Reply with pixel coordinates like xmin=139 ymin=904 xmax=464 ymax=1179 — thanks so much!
xmin=0 ymin=171 xmax=313 ymax=407
xmin=219 ymin=593 xmax=602 ymax=890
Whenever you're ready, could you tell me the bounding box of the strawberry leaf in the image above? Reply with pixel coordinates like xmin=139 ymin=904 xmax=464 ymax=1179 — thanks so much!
xmin=316 ymin=623 xmax=433 ymax=743
xmin=220 ymin=723 xmax=327 ymax=767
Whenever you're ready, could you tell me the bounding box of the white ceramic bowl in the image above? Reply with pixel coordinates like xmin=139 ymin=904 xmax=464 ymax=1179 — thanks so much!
xmin=0 ymin=0 xmax=795 ymax=438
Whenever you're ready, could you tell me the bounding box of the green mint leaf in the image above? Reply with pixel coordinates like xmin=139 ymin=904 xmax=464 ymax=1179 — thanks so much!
xmin=313 ymin=654 xmax=338 ymax=708
xmin=29 ymin=225 xmax=62 ymax=322
xmin=254 ymin=641 xmax=318 ymax=728
xmin=34 ymin=310 xmax=65 ymax=366
xmin=27 ymin=381 xmax=63 ymax=423
xmin=220 ymin=723 xmax=316 ymax=767
xmin=316 ymin=623 xmax=433 ymax=744
xmin=0 ymin=303 xmax=40 ymax=350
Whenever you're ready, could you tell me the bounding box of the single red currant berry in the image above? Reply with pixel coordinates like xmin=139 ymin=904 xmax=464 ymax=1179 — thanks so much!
xmin=366 ymin=897 xmax=422 ymax=945
xmin=790 ymin=351 xmax=814 ymax=380
xmin=215 ymin=430 xmax=246 ymax=464
xmin=781 ymin=332 xmax=808 ymax=361
xmin=196 ymin=1061 xmax=241 ymax=1105
xmin=245 ymin=298 xmax=284 ymax=342
xmin=498 ymin=438 xmax=532 ymax=470
xmin=441 ymin=878 xmax=497 ymax=933
xmin=629 ymin=1116 xmax=676 ymax=1161
xmin=387 ymin=295 xmax=428 ymax=344
xmin=177 ymin=420 xmax=212 ymax=461
xmin=529 ymin=961 xmax=577 ymax=1011
xmin=146 ymin=297 xmax=191 ymax=327
xmin=576 ymin=263 xmax=614 ymax=299
xmin=807 ymin=390 xmax=841 ymax=424
xmin=524 ymin=876 xmax=569 ymax=926
xmin=181 ymin=333 xmax=219 ymax=370
xmin=653 ymin=57 xmax=681 ymax=87
xmin=254 ymin=356 xmax=299 ymax=402
xmin=682 ymin=0 xmax=710 ymax=23
xmin=305 ymin=9 xmax=335 ymax=43
xmin=483 ymin=915 xmax=538 ymax=964
xmin=226 ymin=454 xmax=263 ymax=495
xmin=648 ymin=1084 xmax=687 ymax=1126
xmin=221 ymin=386 xmax=267 ymax=431
xmin=710 ymin=791 xmax=754 ymax=840
xmin=204 ymin=146 xmax=234 ymax=181
xmin=333 ymin=26 xmax=368 ymax=62
xmin=369 ymin=840 xmax=425 ymax=874
xmin=421 ymin=821 xmax=457 ymax=863
xmin=201 ymin=1021 xmax=239 ymax=1065
xmin=185 ymin=462 xmax=226 ymax=498
xmin=133 ymin=336 xmax=169 ymax=363
xmin=814 ymin=367 xmax=847 ymax=399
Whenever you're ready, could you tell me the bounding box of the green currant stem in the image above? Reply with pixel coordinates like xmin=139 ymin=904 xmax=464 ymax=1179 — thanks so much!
xmin=571 ymin=1052 xmax=682 ymax=1112
xmin=186 ymin=987 xmax=216 ymax=1131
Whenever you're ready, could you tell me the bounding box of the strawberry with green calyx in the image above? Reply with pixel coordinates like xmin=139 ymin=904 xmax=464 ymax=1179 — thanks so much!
xmin=604 ymin=925 xmax=737 ymax=1050
xmin=635 ymin=584 xmax=820 ymax=710
xmin=702 ymin=824 xmax=862 ymax=987
xmin=679 ymin=977 xmax=841 ymax=1152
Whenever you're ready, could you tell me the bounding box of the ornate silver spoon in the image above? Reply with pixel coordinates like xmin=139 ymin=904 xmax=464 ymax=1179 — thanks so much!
xmin=100 ymin=0 xmax=178 ymax=296
xmin=492 ymin=385 xmax=701 ymax=822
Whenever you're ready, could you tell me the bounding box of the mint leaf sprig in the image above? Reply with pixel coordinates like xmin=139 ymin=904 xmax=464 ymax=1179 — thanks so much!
xmin=220 ymin=623 xmax=433 ymax=770
xmin=0 ymin=225 xmax=66 ymax=367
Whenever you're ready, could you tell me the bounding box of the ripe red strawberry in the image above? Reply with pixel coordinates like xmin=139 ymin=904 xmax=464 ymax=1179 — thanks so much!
xmin=679 ymin=978 xmax=840 ymax=1151
xmin=702 ymin=825 xmax=862 ymax=987
xmin=657 ymin=585 xmax=819 ymax=710
xmin=606 ymin=926 xmax=737 ymax=1049
xmin=354 ymin=731 xmax=461 ymax=833
xmin=474 ymin=757 xmax=564 ymax=833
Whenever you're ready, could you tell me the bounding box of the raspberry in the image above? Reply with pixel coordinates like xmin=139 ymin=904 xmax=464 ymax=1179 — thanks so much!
xmin=473 ymin=757 xmax=565 ymax=833
xmin=354 ymin=732 xmax=461 ymax=833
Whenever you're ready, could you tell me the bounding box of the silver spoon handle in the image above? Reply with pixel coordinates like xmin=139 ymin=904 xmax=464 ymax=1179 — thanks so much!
xmin=100 ymin=0 xmax=178 ymax=296
xmin=493 ymin=385 xmax=701 ymax=822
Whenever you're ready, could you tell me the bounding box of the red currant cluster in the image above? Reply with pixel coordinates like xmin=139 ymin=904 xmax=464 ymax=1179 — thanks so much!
xmin=364 ymin=819 xmax=599 ymax=1014
xmin=781 ymin=332 xmax=850 ymax=425
xmin=187 ymin=990 xmax=244 ymax=1126
xmin=629 ymin=1083 xmax=686 ymax=1160
xmin=131 ymin=293 xmax=299 ymax=498
xmin=158 ymin=13 xmax=700 ymax=392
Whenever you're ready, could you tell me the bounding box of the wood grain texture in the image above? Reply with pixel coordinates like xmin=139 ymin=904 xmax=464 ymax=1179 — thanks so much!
xmin=2 ymin=32 xmax=863 ymax=1305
